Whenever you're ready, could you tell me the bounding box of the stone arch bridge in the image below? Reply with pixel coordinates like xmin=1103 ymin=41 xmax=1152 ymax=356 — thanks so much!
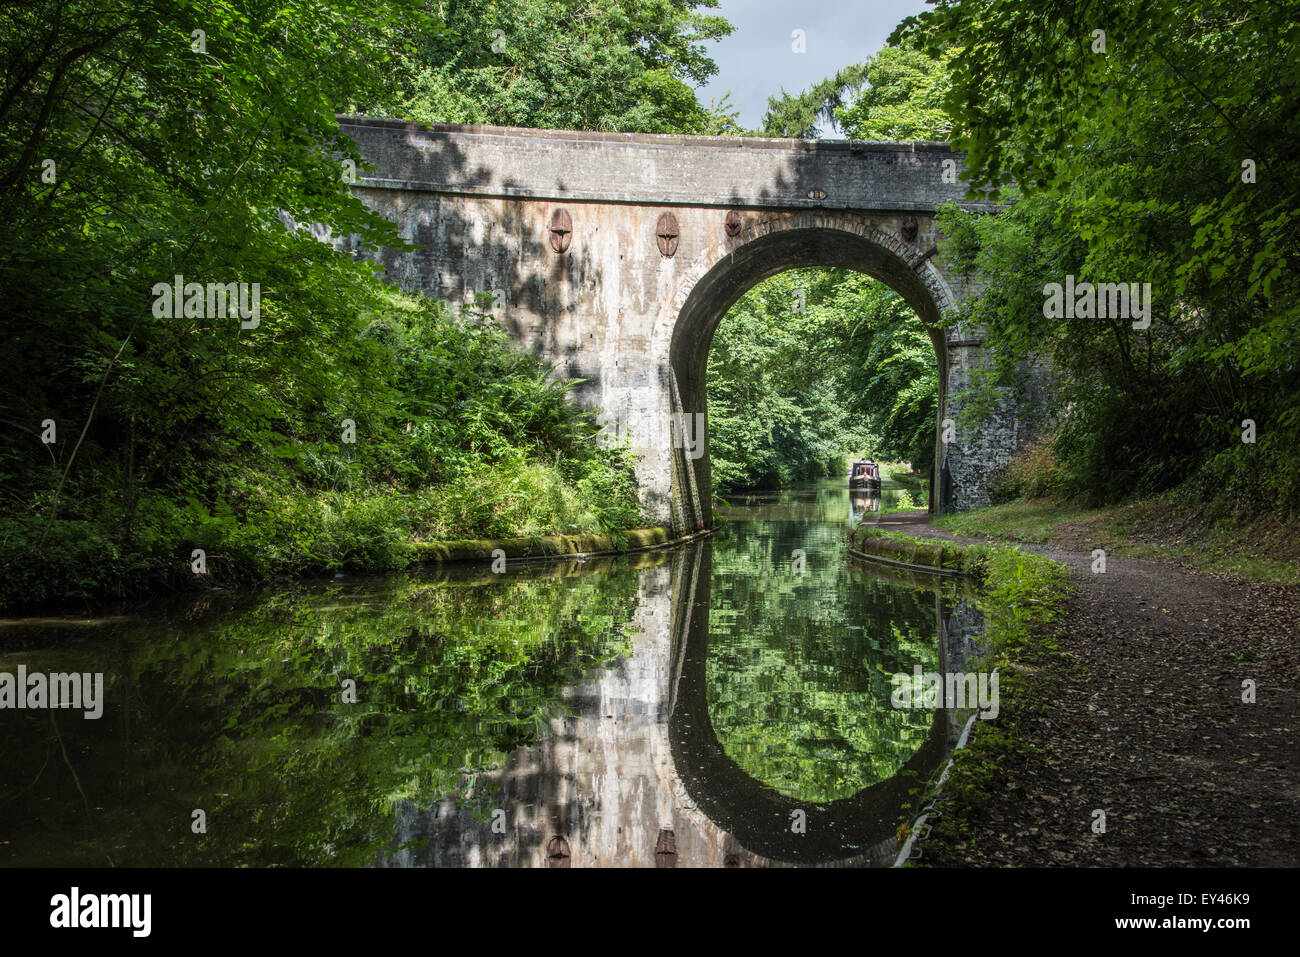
xmin=338 ymin=116 xmax=1030 ymax=531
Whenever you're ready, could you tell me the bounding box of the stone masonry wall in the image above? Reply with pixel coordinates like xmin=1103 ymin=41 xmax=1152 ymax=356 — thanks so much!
xmin=337 ymin=117 xmax=1019 ymax=527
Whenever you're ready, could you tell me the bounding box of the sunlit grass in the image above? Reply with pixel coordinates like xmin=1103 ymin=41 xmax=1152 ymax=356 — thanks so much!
xmin=935 ymin=498 xmax=1300 ymax=584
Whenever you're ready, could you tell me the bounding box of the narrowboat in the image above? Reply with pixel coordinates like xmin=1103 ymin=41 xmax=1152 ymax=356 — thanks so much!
xmin=848 ymin=459 xmax=881 ymax=491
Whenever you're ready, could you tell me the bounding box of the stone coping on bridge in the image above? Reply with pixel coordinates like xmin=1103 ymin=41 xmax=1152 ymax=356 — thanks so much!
xmin=337 ymin=115 xmax=1000 ymax=213
xmin=410 ymin=525 xmax=712 ymax=565
xmin=338 ymin=115 xmax=959 ymax=153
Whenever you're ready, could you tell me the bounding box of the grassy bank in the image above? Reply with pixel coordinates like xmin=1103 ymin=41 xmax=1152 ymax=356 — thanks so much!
xmin=934 ymin=497 xmax=1300 ymax=584
xmin=848 ymin=525 xmax=1074 ymax=866
xmin=909 ymin=555 xmax=1074 ymax=867
xmin=880 ymin=462 xmax=929 ymax=512
xmin=1 ymin=293 xmax=650 ymax=613
xmin=849 ymin=525 xmax=1071 ymax=649
xmin=1 ymin=480 xmax=669 ymax=614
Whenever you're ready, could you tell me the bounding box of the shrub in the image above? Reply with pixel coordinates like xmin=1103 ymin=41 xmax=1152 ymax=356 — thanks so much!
xmin=988 ymin=434 xmax=1061 ymax=503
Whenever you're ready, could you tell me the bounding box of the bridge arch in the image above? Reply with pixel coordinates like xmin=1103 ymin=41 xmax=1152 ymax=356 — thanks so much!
xmin=339 ymin=118 xmax=1034 ymax=527
xmin=662 ymin=214 xmax=956 ymax=530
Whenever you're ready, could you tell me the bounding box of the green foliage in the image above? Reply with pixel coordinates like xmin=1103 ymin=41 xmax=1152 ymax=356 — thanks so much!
xmin=707 ymin=269 xmax=939 ymax=492
xmin=836 ymin=46 xmax=957 ymax=141
xmin=847 ymin=528 xmax=1070 ymax=651
xmin=387 ymin=0 xmax=733 ymax=133
xmin=0 ymin=1 xmax=657 ymax=610
xmin=988 ymin=435 xmax=1061 ymax=504
xmin=1 ymin=291 xmax=644 ymax=608
xmin=705 ymin=272 xmax=857 ymax=490
xmin=975 ymin=546 xmax=1070 ymax=655
xmin=910 ymin=1 xmax=1300 ymax=514
xmin=706 ymin=518 xmax=941 ymax=803
xmin=762 ymin=36 xmax=956 ymax=142
xmin=761 ymin=62 xmax=872 ymax=138
xmin=0 ymin=564 xmax=642 ymax=865
xmin=890 ymin=487 xmax=921 ymax=511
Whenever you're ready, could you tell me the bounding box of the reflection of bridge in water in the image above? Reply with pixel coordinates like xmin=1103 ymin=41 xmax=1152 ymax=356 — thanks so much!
xmin=379 ymin=542 xmax=984 ymax=868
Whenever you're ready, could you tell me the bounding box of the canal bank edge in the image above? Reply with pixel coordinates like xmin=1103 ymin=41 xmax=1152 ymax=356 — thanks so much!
xmin=845 ymin=521 xmax=1075 ymax=867
xmin=845 ymin=522 xmax=991 ymax=865
xmin=1 ymin=525 xmax=715 ymax=615
xmin=411 ymin=525 xmax=714 ymax=565
xmin=845 ymin=524 xmax=987 ymax=578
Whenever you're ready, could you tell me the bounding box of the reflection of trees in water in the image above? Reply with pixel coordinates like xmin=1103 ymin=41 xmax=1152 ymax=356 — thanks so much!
xmin=382 ymin=533 xmax=981 ymax=868
xmin=0 ymin=559 xmax=647 ymax=867
xmin=669 ymin=541 xmax=976 ymax=865
xmin=0 ymin=511 xmax=985 ymax=868
xmin=705 ymin=531 xmax=940 ymax=803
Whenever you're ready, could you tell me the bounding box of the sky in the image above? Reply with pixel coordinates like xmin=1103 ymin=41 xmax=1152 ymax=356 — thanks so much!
xmin=694 ymin=0 xmax=932 ymax=134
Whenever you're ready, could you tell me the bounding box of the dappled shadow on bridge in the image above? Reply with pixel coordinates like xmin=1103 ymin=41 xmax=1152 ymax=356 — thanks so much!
xmin=337 ymin=118 xmax=609 ymax=401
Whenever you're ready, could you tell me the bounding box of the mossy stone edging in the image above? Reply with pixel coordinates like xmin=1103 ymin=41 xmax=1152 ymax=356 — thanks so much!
xmin=892 ymin=711 xmax=981 ymax=867
xmin=845 ymin=525 xmax=985 ymax=578
xmin=411 ymin=526 xmax=709 ymax=565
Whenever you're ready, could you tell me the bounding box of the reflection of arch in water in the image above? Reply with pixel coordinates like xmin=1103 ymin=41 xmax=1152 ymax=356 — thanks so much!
xmin=378 ymin=537 xmax=981 ymax=867
xmin=667 ymin=541 xmax=972 ymax=866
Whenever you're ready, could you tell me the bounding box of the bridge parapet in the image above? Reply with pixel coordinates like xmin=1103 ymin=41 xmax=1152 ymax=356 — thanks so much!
xmin=339 ymin=116 xmax=996 ymax=214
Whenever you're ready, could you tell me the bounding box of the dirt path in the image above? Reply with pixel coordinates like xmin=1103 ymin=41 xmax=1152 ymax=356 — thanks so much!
xmin=877 ymin=511 xmax=1300 ymax=866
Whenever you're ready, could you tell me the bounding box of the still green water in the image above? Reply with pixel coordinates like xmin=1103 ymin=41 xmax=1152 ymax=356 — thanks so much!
xmin=0 ymin=478 xmax=973 ymax=867
xmin=709 ymin=484 xmax=939 ymax=805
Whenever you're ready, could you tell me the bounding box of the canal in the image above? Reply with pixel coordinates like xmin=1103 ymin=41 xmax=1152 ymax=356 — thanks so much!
xmin=0 ymin=478 xmax=984 ymax=867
